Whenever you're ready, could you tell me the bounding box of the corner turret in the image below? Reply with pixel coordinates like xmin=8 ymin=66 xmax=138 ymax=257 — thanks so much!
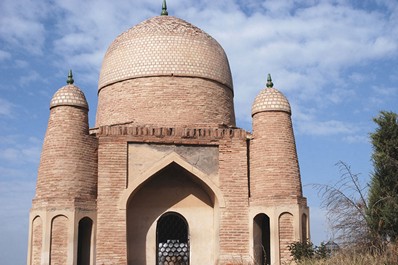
xmin=249 ymin=74 xmax=309 ymax=264
xmin=27 ymin=72 xmax=98 ymax=265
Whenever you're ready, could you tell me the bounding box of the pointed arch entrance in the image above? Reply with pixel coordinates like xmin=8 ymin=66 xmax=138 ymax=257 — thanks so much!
xmin=157 ymin=212 xmax=189 ymax=264
xmin=253 ymin=213 xmax=271 ymax=265
xmin=126 ymin=161 xmax=217 ymax=264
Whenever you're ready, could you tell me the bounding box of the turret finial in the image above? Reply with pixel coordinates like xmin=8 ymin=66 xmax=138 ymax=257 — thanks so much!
xmin=161 ymin=0 xmax=168 ymax=16
xmin=266 ymin=73 xmax=273 ymax=88
xmin=66 ymin=69 xmax=74 ymax=85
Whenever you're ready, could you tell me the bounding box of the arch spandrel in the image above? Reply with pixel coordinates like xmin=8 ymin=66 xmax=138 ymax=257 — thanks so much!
xmin=119 ymin=152 xmax=226 ymax=209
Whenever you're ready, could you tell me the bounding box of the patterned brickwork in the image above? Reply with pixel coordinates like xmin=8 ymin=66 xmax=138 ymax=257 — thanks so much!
xmin=50 ymin=215 xmax=69 ymax=265
xmin=99 ymin=16 xmax=233 ymax=91
xmin=34 ymin=95 xmax=97 ymax=207
xmin=31 ymin=216 xmax=42 ymax=265
xmin=50 ymin=84 xmax=88 ymax=110
xmin=279 ymin=213 xmax=294 ymax=264
xmin=251 ymin=111 xmax=303 ymax=204
xmin=96 ymin=76 xmax=235 ymax=128
xmin=251 ymin=87 xmax=291 ymax=116
xmin=94 ymin=125 xmax=247 ymax=141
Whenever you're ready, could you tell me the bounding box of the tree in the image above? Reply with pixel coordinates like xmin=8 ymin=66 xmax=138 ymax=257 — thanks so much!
xmin=315 ymin=111 xmax=398 ymax=249
xmin=367 ymin=111 xmax=398 ymax=243
xmin=315 ymin=161 xmax=370 ymax=247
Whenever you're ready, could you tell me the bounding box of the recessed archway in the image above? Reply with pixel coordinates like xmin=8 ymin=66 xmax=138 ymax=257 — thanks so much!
xmin=127 ymin=162 xmax=215 ymax=265
xmin=77 ymin=217 xmax=93 ymax=265
xmin=253 ymin=213 xmax=271 ymax=265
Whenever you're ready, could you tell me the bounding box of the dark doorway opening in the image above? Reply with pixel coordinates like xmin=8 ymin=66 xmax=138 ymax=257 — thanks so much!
xmin=77 ymin=217 xmax=93 ymax=265
xmin=156 ymin=212 xmax=189 ymax=265
xmin=254 ymin=214 xmax=271 ymax=265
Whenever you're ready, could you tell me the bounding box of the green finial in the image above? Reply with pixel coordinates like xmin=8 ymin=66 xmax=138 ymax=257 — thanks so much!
xmin=266 ymin=73 xmax=273 ymax=88
xmin=66 ymin=69 xmax=74 ymax=85
xmin=161 ymin=0 xmax=168 ymax=16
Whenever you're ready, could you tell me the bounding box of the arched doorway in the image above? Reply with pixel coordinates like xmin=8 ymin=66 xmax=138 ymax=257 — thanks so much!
xmin=127 ymin=162 xmax=215 ymax=264
xmin=157 ymin=212 xmax=189 ymax=265
xmin=77 ymin=217 xmax=93 ymax=265
xmin=302 ymin=213 xmax=308 ymax=242
xmin=253 ymin=214 xmax=271 ymax=265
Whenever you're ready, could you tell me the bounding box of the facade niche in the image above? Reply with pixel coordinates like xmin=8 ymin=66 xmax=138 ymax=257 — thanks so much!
xmin=302 ymin=213 xmax=308 ymax=242
xmin=253 ymin=213 xmax=271 ymax=265
xmin=77 ymin=217 xmax=93 ymax=265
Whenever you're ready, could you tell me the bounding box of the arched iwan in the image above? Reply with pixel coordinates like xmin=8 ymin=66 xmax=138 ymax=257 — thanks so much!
xmin=127 ymin=160 xmax=216 ymax=264
xmin=119 ymin=152 xmax=225 ymax=209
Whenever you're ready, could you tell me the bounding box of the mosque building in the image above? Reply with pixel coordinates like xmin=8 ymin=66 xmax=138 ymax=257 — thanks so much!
xmin=27 ymin=1 xmax=309 ymax=265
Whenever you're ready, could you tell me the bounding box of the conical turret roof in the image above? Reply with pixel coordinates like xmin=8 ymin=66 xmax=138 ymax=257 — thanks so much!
xmin=50 ymin=71 xmax=88 ymax=109
xmin=251 ymin=74 xmax=291 ymax=116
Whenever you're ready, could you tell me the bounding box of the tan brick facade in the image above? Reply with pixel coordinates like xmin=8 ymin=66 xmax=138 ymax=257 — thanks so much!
xmin=96 ymin=76 xmax=235 ymax=128
xmin=28 ymin=12 xmax=309 ymax=265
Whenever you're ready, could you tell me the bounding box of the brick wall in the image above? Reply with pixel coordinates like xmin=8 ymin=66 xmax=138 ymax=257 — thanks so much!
xmin=50 ymin=215 xmax=69 ymax=265
xmin=96 ymin=137 xmax=128 ymax=264
xmin=94 ymin=125 xmax=250 ymax=264
xmin=96 ymin=76 xmax=235 ymax=128
xmin=31 ymin=216 xmax=42 ymax=265
xmin=34 ymin=105 xmax=97 ymax=207
xmin=250 ymin=111 xmax=303 ymax=204
xmin=218 ymin=135 xmax=250 ymax=262
xmin=279 ymin=213 xmax=294 ymax=264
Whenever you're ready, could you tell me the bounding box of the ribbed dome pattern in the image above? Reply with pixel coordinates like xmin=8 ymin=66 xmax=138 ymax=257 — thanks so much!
xmin=251 ymin=87 xmax=291 ymax=116
xmin=50 ymin=84 xmax=88 ymax=109
xmin=98 ymin=16 xmax=233 ymax=91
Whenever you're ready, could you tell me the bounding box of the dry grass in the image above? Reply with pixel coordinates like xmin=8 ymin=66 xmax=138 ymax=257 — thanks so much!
xmin=225 ymin=244 xmax=398 ymax=265
xmin=296 ymin=247 xmax=398 ymax=265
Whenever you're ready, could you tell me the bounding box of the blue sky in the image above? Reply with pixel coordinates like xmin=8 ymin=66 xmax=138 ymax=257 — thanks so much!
xmin=1 ymin=0 xmax=397 ymax=264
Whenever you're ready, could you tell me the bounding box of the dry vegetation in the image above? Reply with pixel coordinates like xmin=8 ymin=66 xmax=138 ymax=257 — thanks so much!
xmin=295 ymin=246 xmax=398 ymax=265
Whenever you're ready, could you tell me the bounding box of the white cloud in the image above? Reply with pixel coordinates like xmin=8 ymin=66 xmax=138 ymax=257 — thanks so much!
xmin=19 ymin=71 xmax=40 ymax=87
xmin=0 ymin=134 xmax=42 ymax=166
xmin=165 ymin=1 xmax=396 ymax=131
xmin=0 ymin=50 xmax=11 ymax=61
xmin=0 ymin=98 xmax=14 ymax=117
xmin=0 ymin=0 xmax=50 ymax=54
xmin=297 ymin=119 xmax=359 ymax=136
xmin=2 ymin=0 xmax=392 ymax=131
xmin=343 ymin=135 xmax=369 ymax=144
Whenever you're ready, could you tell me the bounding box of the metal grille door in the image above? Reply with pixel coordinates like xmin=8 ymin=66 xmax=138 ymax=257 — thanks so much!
xmin=157 ymin=213 xmax=189 ymax=265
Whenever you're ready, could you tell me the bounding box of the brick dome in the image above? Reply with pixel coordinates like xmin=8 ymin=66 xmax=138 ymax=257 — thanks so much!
xmin=95 ymin=15 xmax=236 ymax=128
xmin=251 ymin=87 xmax=291 ymax=116
xmin=50 ymin=84 xmax=88 ymax=110
xmin=98 ymin=16 xmax=233 ymax=91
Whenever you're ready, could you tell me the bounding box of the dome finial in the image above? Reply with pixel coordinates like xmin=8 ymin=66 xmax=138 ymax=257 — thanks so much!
xmin=161 ymin=0 xmax=168 ymax=16
xmin=66 ymin=69 xmax=74 ymax=85
xmin=266 ymin=73 xmax=273 ymax=88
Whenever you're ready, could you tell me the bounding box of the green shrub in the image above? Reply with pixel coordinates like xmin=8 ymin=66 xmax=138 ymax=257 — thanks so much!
xmin=288 ymin=241 xmax=332 ymax=262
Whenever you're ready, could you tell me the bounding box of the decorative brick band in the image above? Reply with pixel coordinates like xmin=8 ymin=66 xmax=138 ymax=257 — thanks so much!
xmin=92 ymin=125 xmax=249 ymax=140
